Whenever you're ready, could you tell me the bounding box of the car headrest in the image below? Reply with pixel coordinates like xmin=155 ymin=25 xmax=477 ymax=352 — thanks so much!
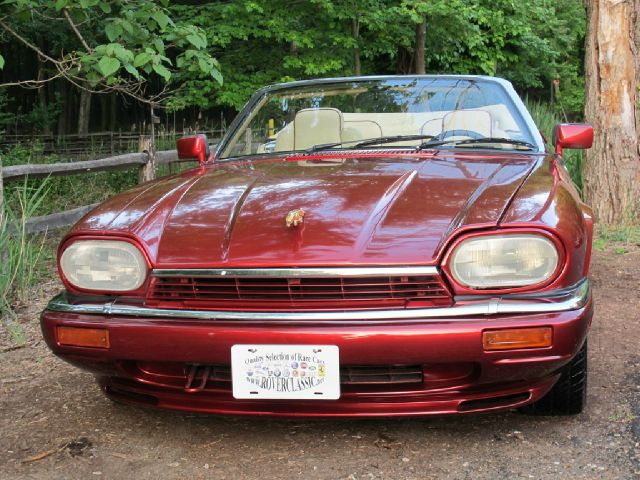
xmin=294 ymin=108 xmax=343 ymax=150
xmin=442 ymin=110 xmax=493 ymax=137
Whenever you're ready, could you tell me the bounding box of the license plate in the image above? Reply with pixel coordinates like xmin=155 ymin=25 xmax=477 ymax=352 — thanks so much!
xmin=231 ymin=344 xmax=340 ymax=400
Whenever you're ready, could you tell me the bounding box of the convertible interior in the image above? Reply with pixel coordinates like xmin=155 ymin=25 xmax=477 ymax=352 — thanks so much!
xmin=266 ymin=104 xmax=521 ymax=152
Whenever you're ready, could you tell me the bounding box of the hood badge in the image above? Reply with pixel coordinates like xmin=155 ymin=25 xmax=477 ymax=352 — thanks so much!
xmin=285 ymin=208 xmax=305 ymax=228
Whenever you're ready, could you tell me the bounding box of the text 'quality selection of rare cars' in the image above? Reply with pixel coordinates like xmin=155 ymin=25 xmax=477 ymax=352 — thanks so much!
xmin=41 ymin=75 xmax=594 ymax=417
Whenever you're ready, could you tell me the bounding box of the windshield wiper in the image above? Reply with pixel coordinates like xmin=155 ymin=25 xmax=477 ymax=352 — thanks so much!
xmin=419 ymin=137 xmax=536 ymax=150
xmin=308 ymin=134 xmax=435 ymax=152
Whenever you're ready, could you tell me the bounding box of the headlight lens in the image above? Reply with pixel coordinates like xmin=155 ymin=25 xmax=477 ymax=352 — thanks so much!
xmin=60 ymin=240 xmax=147 ymax=291
xmin=450 ymin=234 xmax=559 ymax=289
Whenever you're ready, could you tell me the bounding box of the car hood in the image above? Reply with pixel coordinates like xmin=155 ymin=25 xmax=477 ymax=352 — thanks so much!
xmin=72 ymin=152 xmax=540 ymax=267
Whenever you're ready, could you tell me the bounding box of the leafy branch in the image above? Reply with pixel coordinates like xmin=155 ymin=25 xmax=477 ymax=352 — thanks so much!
xmin=0 ymin=0 xmax=223 ymax=107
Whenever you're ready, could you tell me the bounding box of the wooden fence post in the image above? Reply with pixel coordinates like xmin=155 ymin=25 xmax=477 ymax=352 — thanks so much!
xmin=138 ymin=135 xmax=156 ymax=183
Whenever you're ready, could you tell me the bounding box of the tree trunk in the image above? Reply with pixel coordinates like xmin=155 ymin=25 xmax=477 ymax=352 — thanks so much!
xmin=36 ymin=66 xmax=50 ymax=135
xmin=352 ymin=17 xmax=361 ymax=76
xmin=99 ymin=94 xmax=109 ymax=131
xmin=57 ymin=82 xmax=69 ymax=135
xmin=109 ymin=93 xmax=117 ymax=132
xmin=415 ymin=17 xmax=427 ymax=74
xmin=583 ymin=0 xmax=640 ymax=224
xmin=77 ymin=89 xmax=92 ymax=137
xmin=396 ymin=47 xmax=412 ymax=74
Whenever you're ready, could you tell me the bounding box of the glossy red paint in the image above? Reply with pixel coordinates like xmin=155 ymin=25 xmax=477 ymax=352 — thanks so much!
xmin=41 ymin=297 xmax=591 ymax=416
xmin=176 ymin=134 xmax=210 ymax=165
xmin=552 ymin=124 xmax=594 ymax=156
xmin=67 ymin=151 xmax=543 ymax=268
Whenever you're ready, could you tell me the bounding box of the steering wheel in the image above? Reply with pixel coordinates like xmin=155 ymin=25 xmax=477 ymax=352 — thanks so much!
xmin=434 ymin=129 xmax=485 ymax=141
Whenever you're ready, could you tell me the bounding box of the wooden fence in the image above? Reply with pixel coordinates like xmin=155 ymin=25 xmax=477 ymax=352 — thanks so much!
xmin=0 ymin=129 xmax=225 ymax=161
xmin=1 ymin=136 xmax=210 ymax=234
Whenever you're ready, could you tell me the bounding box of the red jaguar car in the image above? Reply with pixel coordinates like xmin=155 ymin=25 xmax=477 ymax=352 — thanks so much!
xmin=41 ymin=75 xmax=594 ymax=417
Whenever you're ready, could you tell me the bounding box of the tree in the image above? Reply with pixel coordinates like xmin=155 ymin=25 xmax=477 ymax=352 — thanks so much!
xmin=583 ymin=0 xmax=639 ymax=224
xmin=0 ymin=0 xmax=223 ymax=132
xmin=0 ymin=0 xmax=589 ymax=133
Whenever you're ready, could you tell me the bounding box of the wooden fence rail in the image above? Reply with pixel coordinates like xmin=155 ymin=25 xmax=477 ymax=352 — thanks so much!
xmin=1 ymin=140 xmax=203 ymax=234
xmin=0 ymin=129 xmax=225 ymax=160
xmin=2 ymin=150 xmax=185 ymax=181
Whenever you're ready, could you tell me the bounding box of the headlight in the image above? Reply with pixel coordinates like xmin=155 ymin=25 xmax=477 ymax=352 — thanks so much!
xmin=60 ymin=240 xmax=147 ymax=291
xmin=449 ymin=234 xmax=559 ymax=289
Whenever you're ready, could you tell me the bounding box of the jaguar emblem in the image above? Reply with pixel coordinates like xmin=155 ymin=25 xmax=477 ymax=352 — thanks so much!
xmin=285 ymin=208 xmax=305 ymax=228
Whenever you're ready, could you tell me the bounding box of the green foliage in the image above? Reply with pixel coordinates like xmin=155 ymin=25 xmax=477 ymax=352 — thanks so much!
xmin=0 ymin=179 xmax=50 ymax=319
xmin=1 ymin=0 xmax=587 ymax=117
xmin=526 ymin=99 xmax=583 ymax=192
xmin=164 ymin=0 xmax=586 ymax=113
xmin=593 ymin=225 xmax=640 ymax=253
xmin=1 ymin=0 xmax=222 ymax=105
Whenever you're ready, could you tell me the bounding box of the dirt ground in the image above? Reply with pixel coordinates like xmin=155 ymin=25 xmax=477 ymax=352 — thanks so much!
xmin=1 ymin=249 xmax=639 ymax=480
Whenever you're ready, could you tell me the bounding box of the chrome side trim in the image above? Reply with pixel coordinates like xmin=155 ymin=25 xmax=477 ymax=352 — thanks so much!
xmin=152 ymin=266 xmax=439 ymax=278
xmin=46 ymin=280 xmax=590 ymax=322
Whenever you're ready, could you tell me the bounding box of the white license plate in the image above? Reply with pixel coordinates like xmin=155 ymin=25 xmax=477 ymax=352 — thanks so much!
xmin=231 ymin=344 xmax=340 ymax=400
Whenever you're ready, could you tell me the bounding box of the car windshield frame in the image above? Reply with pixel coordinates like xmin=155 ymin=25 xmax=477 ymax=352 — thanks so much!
xmin=215 ymin=75 xmax=546 ymax=161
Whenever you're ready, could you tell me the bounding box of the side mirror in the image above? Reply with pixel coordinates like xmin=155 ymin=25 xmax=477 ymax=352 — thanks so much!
xmin=176 ymin=134 xmax=211 ymax=165
xmin=552 ymin=124 xmax=593 ymax=156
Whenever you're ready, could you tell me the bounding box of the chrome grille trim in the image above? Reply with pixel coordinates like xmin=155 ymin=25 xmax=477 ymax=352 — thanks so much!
xmin=152 ymin=266 xmax=439 ymax=278
xmin=46 ymin=279 xmax=590 ymax=322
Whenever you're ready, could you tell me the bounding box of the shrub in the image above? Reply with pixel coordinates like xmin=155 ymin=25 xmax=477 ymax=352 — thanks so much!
xmin=526 ymin=100 xmax=583 ymax=194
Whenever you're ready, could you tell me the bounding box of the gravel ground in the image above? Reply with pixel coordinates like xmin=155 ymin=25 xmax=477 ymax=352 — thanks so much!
xmin=1 ymin=249 xmax=639 ymax=480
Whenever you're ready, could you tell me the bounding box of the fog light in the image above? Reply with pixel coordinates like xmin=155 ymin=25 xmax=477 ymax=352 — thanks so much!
xmin=57 ymin=326 xmax=110 ymax=349
xmin=482 ymin=327 xmax=552 ymax=351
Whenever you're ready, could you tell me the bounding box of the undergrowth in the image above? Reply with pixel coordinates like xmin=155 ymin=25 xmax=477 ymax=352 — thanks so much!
xmin=526 ymin=100 xmax=583 ymax=194
xmin=594 ymin=224 xmax=640 ymax=254
xmin=1 ymin=180 xmax=52 ymax=343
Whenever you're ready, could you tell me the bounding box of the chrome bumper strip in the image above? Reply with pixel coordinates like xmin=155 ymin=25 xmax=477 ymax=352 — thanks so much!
xmin=152 ymin=266 xmax=439 ymax=278
xmin=46 ymin=280 xmax=590 ymax=322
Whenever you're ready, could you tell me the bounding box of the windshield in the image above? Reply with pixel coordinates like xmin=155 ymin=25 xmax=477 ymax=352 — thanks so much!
xmin=219 ymin=77 xmax=539 ymax=159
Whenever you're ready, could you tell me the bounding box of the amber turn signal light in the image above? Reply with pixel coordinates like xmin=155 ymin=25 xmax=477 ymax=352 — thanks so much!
xmin=57 ymin=326 xmax=110 ymax=349
xmin=482 ymin=327 xmax=552 ymax=351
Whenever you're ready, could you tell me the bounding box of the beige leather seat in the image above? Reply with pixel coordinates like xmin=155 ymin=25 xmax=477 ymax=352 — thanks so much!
xmin=441 ymin=110 xmax=493 ymax=138
xmin=293 ymin=108 xmax=344 ymax=150
xmin=342 ymin=120 xmax=383 ymax=143
xmin=421 ymin=117 xmax=444 ymax=136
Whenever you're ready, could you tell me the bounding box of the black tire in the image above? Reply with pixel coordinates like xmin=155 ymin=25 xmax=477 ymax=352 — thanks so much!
xmin=519 ymin=341 xmax=588 ymax=416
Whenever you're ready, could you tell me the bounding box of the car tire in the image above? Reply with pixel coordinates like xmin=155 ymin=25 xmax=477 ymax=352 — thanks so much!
xmin=519 ymin=341 xmax=587 ymax=416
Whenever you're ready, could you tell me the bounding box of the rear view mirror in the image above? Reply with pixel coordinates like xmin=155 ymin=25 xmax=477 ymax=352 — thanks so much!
xmin=177 ymin=134 xmax=211 ymax=165
xmin=552 ymin=124 xmax=593 ymax=156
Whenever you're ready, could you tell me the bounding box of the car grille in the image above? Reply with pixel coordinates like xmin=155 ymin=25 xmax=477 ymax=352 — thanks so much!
xmin=182 ymin=364 xmax=423 ymax=391
xmin=340 ymin=365 xmax=423 ymax=385
xmin=131 ymin=361 xmax=477 ymax=394
xmin=146 ymin=272 xmax=451 ymax=311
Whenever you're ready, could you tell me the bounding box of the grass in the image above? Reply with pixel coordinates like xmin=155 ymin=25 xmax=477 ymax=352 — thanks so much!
xmin=1 ymin=179 xmax=52 ymax=343
xmin=525 ymin=100 xmax=583 ymax=193
xmin=593 ymin=224 xmax=640 ymax=254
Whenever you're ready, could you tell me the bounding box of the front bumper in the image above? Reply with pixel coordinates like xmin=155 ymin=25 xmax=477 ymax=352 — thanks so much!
xmin=40 ymin=280 xmax=592 ymax=417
